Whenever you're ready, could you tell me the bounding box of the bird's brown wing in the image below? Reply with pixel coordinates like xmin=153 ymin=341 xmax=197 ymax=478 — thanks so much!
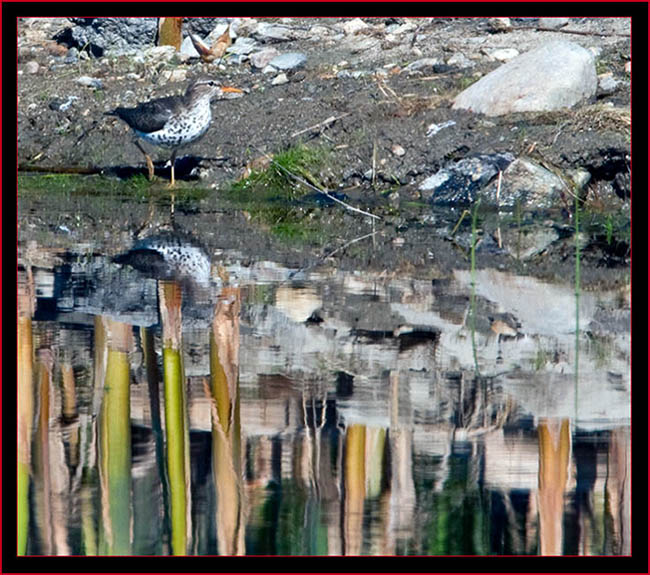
xmin=110 ymin=95 xmax=180 ymax=133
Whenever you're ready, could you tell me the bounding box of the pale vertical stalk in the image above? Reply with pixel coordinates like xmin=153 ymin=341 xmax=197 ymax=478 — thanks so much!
xmin=159 ymin=280 xmax=191 ymax=555
xmin=17 ymin=269 xmax=34 ymax=556
xmin=98 ymin=319 xmax=133 ymax=555
xmin=537 ymin=418 xmax=571 ymax=556
xmin=210 ymin=287 xmax=245 ymax=555
xmin=344 ymin=424 xmax=366 ymax=555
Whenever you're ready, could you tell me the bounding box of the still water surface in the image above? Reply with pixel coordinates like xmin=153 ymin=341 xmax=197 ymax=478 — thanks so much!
xmin=17 ymin=228 xmax=630 ymax=556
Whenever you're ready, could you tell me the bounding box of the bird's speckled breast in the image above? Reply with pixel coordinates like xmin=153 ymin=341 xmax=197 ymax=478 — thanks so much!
xmin=136 ymin=101 xmax=212 ymax=149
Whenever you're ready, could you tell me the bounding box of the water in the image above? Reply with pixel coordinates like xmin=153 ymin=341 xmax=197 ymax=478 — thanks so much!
xmin=16 ymin=236 xmax=630 ymax=556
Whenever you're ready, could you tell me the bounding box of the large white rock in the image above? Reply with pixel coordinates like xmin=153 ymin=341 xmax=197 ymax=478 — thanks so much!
xmin=453 ymin=40 xmax=597 ymax=116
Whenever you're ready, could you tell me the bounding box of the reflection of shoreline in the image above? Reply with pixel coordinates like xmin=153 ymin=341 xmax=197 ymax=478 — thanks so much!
xmin=19 ymin=251 xmax=630 ymax=556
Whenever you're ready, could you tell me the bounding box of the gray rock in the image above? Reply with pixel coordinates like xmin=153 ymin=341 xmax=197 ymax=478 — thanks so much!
xmin=482 ymin=158 xmax=566 ymax=208
xmin=538 ymin=17 xmax=569 ymax=29
xmin=250 ymin=47 xmax=280 ymax=69
xmin=253 ymin=22 xmax=294 ymax=42
xmin=180 ymin=35 xmax=200 ymax=58
xmin=420 ymin=153 xmax=515 ymax=204
xmin=268 ymin=52 xmax=306 ymax=70
xmin=447 ymin=52 xmax=474 ymax=68
xmin=57 ymin=17 xmax=158 ymax=57
xmin=25 ymin=60 xmax=39 ymax=74
xmin=341 ymin=18 xmax=369 ymax=35
xmin=488 ymin=17 xmax=512 ymax=32
xmin=227 ymin=37 xmax=258 ymax=56
xmin=598 ymin=73 xmax=619 ymax=95
xmin=453 ymin=41 xmax=597 ymax=116
xmin=489 ymin=48 xmax=519 ymax=62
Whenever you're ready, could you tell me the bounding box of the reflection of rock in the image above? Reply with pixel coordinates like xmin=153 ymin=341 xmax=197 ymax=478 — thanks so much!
xmin=274 ymin=285 xmax=322 ymax=323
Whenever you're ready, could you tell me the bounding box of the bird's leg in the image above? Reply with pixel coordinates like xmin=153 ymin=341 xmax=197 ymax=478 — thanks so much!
xmin=168 ymin=150 xmax=178 ymax=217
xmin=134 ymin=139 xmax=155 ymax=180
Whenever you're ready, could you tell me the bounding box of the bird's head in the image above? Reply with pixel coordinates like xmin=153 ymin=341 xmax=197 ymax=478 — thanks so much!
xmin=186 ymin=78 xmax=243 ymax=102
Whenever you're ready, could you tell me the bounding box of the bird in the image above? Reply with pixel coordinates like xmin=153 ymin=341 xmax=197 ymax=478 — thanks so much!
xmin=106 ymin=77 xmax=242 ymax=188
xmin=113 ymin=231 xmax=212 ymax=285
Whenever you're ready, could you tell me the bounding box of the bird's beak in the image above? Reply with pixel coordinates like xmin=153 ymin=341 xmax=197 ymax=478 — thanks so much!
xmin=220 ymin=86 xmax=243 ymax=94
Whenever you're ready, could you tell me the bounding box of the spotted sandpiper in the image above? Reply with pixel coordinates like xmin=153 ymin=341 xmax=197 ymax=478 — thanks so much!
xmin=107 ymin=77 xmax=241 ymax=188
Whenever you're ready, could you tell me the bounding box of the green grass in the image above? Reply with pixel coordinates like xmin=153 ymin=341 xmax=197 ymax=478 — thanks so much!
xmin=229 ymin=143 xmax=331 ymax=201
xmin=224 ymin=144 xmax=333 ymax=245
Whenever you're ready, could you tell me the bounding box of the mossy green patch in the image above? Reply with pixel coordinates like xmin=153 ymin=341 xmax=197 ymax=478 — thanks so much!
xmin=223 ymin=144 xmax=333 ymax=245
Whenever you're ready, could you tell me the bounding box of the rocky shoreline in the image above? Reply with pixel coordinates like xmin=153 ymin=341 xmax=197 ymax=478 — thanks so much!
xmin=17 ymin=17 xmax=631 ymax=284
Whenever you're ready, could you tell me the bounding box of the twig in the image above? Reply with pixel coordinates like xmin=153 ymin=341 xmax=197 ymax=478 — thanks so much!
xmin=291 ymin=113 xmax=351 ymax=138
xmin=519 ymin=25 xmax=630 ymax=38
xmin=251 ymin=145 xmax=381 ymax=220
xmin=288 ymin=231 xmax=379 ymax=278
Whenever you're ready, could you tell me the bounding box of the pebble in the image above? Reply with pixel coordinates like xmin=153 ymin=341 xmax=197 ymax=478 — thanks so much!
xmin=490 ymin=48 xmax=519 ymax=62
xmin=624 ymin=61 xmax=631 ymax=74
xmin=447 ymin=52 xmax=474 ymax=68
xmin=163 ymin=68 xmax=187 ymax=83
xmin=391 ymin=144 xmax=406 ymax=157
xmin=76 ymin=75 xmax=103 ymax=89
xmin=25 ymin=60 xmax=39 ymax=74
xmin=250 ymin=47 xmax=280 ymax=69
xmin=227 ymin=37 xmax=258 ymax=55
xmin=341 ymin=18 xmax=368 ymax=35
xmin=426 ymin=120 xmax=456 ymax=137
xmin=180 ymin=35 xmax=200 ymax=58
xmin=487 ymin=17 xmax=512 ymax=32
xmin=272 ymin=73 xmax=289 ymax=86
xmin=598 ymin=73 xmax=619 ymax=95
xmin=268 ymin=52 xmax=306 ymax=70
xmin=403 ymin=57 xmax=442 ymax=73
xmin=538 ymin=17 xmax=569 ymax=29
xmin=254 ymin=22 xmax=294 ymax=42
xmin=144 ymin=45 xmax=176 ymax=63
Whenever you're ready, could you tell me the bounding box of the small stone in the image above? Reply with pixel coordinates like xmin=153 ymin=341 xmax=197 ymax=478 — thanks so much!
xmin=538 ymin=17 xmax=569 ymax=29
xmin=262 ymin=64 xmax=277 ymax=74
xmin=488 ymin=17 xmax=512 ymax=32
xmin=76 ymin=75 xmax=103 ymax=89
xmin=391 ymin=144 xmax=406 ymax=157
xmin=145 ymin=45 xmax=176 ymax=63
xmin=268 ymin=52 xmax=306 ymax=70
xmin=490 ymin=48 xmax=519 ymax=62
xmin=624 ymin=61 xmax=631 ymax=74
xmin=180 ymin=35 xmax=200 ymax=58
xmin=342 ymin=18 xmax=368 ymax=35
xmin=227 ymin=37 xmax=258 ymax=56
xmin=403 ymin=57 xmax=442 ymax=73
xmin=598 ymin=72 xmax=619 ymax=95
xmin=166 ymin=68 xmax=187 ymax=83
xmin=272 ymin=73 xmax=289 ymax=85
xmin=25 ymin=60 xmax=39 ymax=74
xmin=250 ymin=47 xmax=280 ymax=69
xmin=567 ymin=168 xmax=591 ymax=191
xmin=447 ymin=52 xmax=474 ymax=68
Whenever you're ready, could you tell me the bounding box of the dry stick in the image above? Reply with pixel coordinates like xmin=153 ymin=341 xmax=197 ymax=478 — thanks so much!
xmin=288 ymin=230 xmax=379 ymax=278
xmin=251 ymin=146 xmax=381 ymax=220
xmin=519 ymin=25 xmax=630 ymax=38
xmin=291 ymin=113 xmax=351 ymax=138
